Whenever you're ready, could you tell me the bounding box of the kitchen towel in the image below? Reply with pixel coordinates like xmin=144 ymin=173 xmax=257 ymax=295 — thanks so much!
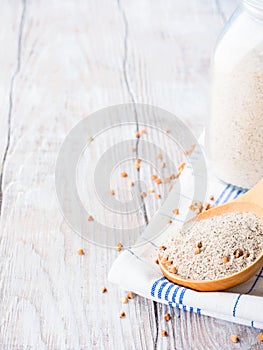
xmin=108 ymin=143 xmax=263 ymax=329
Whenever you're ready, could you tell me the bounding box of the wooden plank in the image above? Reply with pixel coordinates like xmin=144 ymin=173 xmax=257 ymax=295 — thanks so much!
xmin=0 ymin=1 xmax=25 ymax=211
xmin=0 ymin=0 xmax=261 ymax=349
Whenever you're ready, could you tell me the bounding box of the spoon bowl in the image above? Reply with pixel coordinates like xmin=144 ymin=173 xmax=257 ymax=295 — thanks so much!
xmin=158 ymin=179 xmax=263 ymax=291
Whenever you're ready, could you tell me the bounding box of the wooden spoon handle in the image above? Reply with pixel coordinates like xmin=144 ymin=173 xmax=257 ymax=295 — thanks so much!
xmin=235 ymin=179 xmax=263 ymax=208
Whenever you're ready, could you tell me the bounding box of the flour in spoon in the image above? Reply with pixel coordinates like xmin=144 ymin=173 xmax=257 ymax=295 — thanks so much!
xmin=159 ymin=212 xmax=263 ymax=281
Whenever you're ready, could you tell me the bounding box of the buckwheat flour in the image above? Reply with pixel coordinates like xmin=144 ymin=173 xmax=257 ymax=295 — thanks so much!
xmin=208 ymin=43 xmax=263 ymax=188
xmin=159 ymin=212 xmax=263 ymax=281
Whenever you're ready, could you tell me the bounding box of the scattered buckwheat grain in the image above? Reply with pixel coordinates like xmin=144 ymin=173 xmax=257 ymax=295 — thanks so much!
xmin=164 ymin=313 xmax=171 ymax=321
xmin=127 ymin=292 xmax=134 ymax=299
xmin=101 ymin=286 xmax=107 ymax=293
xmin=88 ymin=215 xmax=94 ymax=221
xmin=221 ymin=256 xmax=229 ymax=264
xmin=194 ymin=248 xmax=201 ymax=255
xmin=120 ymin=296 xmax=128 ymax=304
xmin=170 ymin=266 xmax=177 ymax=274
xmin=116 ymin=242 xmax=123 ymax=252
xmin=203 ymin=202 xmax=211 ymax=211
xmin=230 ymin=335 xmax=239 ymax=343
xmin=234 ymin=248 xmax=243 ymax=258
xmin=119 ymin=311 xmax=126 ymax=318
xmin=183 ymin=144 xmax=195 ymax=155
xmin=178 ymin=162 xmax=186 ymax=172
xmin=189 ymin=201 xmax=203 ymax=214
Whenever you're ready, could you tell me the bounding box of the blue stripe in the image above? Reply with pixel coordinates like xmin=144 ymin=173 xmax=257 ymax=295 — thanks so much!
xmin=158 ymin=282 xmax=169 ymax=299
xmin=233 ymin=188 xmax=243 ymax=199
xmin=164 ymin=284 xmax=174 ymax=301
xmin=172 ymin=286 xmax=181 ymax=303
xmin=168 ymin=301 xmax=173 ymax=307
xmin=197 ymin=308 xmax=201 ymax=315
xmin=126 ymin=248 xmax=141 ymax=260
xmin=215 ymin=184 xmax=230 ymax=205
xmin=251 ymin=320 xmax=254 ymax=328
xmin=183 ymin=305 xmax=187 ymax=311
xmin=189 ymin=306 xmax=194 ymax=313
xmin=233 ymin=294 xmax=242 ymax=317
xmin=141 ymin=237 xmax=158 ymax=248
xmin=149 ymin=241 xmax=159 ymax=248
xmin=173 ymin=218 xmax=184 ymax=223
xmin=179 ymin=288 xmax=187 ymax=304
xmin=160 ymin=214 xmax=184 ymax=223
xmin=151 ymin=277 xmax=165 ymax=297
xmin=246 ymin=267 xmax=263 ymax=294
xmin=223 ymin=186 xmax=236 ymax=203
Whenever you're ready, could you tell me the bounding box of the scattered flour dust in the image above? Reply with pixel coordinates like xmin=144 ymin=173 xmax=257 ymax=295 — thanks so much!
xmin=159 ymin=212 xmax=263 ymax=281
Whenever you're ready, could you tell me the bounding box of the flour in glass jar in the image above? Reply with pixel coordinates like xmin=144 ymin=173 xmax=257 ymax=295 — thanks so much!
xmin=208 ymin=43 xmax=263 ymax=189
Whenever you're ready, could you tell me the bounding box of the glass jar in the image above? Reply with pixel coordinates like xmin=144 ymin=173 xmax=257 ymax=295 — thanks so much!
xmin=206 ymin=0 xmax=263 ymax=189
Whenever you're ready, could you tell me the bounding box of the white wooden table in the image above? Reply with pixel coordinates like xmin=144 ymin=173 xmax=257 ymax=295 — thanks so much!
xmin=1 ymin=1 xmax=262 ymax=349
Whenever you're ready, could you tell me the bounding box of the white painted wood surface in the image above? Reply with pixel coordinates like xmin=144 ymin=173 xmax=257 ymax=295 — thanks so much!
xmin=1 ymin=0 xmax=262 ymax=349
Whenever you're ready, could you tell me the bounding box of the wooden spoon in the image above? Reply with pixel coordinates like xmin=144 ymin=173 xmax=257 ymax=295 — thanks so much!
xmin=158 ymin=179 xmax=263 ymax=292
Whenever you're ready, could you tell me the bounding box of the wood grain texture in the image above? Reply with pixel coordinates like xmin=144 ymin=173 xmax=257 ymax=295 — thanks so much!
xmin=0 ymin=0 xmax=262 ymax=349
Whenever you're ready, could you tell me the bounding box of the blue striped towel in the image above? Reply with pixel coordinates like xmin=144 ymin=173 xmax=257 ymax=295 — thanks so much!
xmin=108 ymin=146 xmax=263 ymax=329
